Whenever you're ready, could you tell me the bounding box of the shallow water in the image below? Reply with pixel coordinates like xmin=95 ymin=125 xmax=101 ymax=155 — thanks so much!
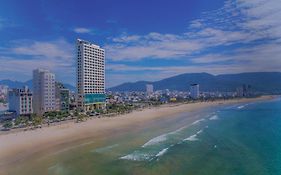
xmin=7 ymin=98 xmax=281 ymax=175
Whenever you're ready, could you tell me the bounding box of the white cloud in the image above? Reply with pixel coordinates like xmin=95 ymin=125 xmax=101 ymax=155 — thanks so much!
xmin=3 ymin=0 xmax=281 ymax=87
xmin=73 ymin=27 xmax=92 ymax=34
xmin=11 ymin=39 xmax=73 ymax=60
xmin=103 ymin=0 xmax=281 ymax=86
xmin=189 ymin=20 xmax=203 ymax=29
xmin=112 ymin=35 xmax=141 ymax=42
xmin=105 ymin=0 xmax=281 ymax=68
xmin=0 ymin=39 xmax=75 ymax=84
xmin=105 ymin=33 xmax=204 ymax=61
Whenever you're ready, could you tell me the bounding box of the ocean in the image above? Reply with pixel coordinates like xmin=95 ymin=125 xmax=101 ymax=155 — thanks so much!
xmin=9 ymin=97 xmax=281 ymax=175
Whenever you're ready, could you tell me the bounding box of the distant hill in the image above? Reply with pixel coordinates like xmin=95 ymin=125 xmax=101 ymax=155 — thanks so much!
xmin=0 ymin=79 xmax=32 ymax=89
xmin=0 ymin=79 xmax=76 ymax=92
xmin=108 ymin=72 xmax=281 ymax=94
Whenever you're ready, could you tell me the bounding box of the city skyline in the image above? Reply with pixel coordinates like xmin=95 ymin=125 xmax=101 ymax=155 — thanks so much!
xmin=0 ymin=0 xmax=281 ymax=88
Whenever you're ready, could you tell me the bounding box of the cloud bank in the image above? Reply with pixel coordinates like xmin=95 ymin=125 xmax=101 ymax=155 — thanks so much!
xmin=1 ymin=0 xmax=281 ymax=87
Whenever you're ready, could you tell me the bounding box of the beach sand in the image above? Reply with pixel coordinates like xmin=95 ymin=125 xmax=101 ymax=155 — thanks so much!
xmin=0 ymin=96 xmax=273 ymax=173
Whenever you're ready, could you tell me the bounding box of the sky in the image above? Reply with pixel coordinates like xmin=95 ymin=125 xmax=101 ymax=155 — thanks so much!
xmin=0 ymin=0 xmax=280 ymax=87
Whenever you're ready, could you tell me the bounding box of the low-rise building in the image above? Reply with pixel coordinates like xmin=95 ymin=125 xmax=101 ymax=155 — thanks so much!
xmin=55 ymin=82 xmax=70 ymax=112
xmin=8 ymin=86 xmax=33 ymax=116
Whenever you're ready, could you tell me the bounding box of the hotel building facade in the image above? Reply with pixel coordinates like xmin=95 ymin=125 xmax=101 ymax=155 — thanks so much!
xmin=8 ymin=86 xmax=33 ymax=116
xmin=190 ymin=84 xmax=200 ymax=99
xmin=146 ymin=84 xmax=154 ymax=94
xmin=33 ymin=69 xmax=56 ymax=115
xmin=76 ymin=39 xmax=105 ymax=111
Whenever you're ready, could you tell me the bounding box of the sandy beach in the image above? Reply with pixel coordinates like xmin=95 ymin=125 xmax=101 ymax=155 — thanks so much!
xmin=0 ymin=96 xmax=274 ymax=173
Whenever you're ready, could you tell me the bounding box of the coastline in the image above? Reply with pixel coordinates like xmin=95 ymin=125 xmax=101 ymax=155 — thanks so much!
xmin=0 ymin=96 xmax=275 ymax=171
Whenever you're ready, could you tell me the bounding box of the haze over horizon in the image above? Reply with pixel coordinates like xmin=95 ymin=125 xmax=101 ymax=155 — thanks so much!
xmin=0 ymin=0 xmax=280 ymax=88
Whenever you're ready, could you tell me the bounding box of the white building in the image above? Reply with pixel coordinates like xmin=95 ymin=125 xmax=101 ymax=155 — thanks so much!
xmin=33 ymin=69 xmax=56 ymax=115
xmin=0 ymin=85 xmax=8 ymax=102
xmin=0 ymin=85 xmax=8 ymax=95
xmin=146 ymin=84 xmax=154 ymax=94
xmin=8 ymin=86 xmax=33 ymax=116
xmin=190 ymin=84 xmax=200 ymax=99
xmin=76 ymin=39 xmax=105 ymax=111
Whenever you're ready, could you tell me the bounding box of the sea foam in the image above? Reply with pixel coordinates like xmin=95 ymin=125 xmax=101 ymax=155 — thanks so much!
xmin=120 ymin=151 xmax=152 ymax=161
xmin=142 ymin=126 xmax=187 ymax=147
xmin=196 ymin=129 xmax=203 ymax=134
xmin=238 ymin=104 xmax=248 ymax=109
xmin=209 ymin=115 xmax=219 ymax=120
xmin=191 ymin=118 xmax=205 ymax=125
xmin=183 ymin=129 xmax=203 ymax=141
xmin=183 ymin=134 xmax=198 ymax=141
xmin=155 ymin=147 xmax=169 ymax=157
xmin=142 ymin=134 xmax=168 ymax=147
xmin=121 ymin=145 xmax=173 ymax=161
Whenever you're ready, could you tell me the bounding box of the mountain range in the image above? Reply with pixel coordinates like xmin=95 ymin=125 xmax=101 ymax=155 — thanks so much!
xmin=1 ymin=72 xmax=281 ymax=94
xmin=108 ymin=72 xmax=281 ymax=94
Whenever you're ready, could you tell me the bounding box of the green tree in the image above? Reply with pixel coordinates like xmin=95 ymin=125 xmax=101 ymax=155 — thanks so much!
xmin=31 ymin=114 xmax=43 ymax=126
xmin=14 ymin=116 xmax=23 ymax=126
xmin=76 ymin=114 xmax=87 ymax=122
xmin=74 ymin=110 xmax=79 ymax=116
xmin=3 ymin=121 xmax=13 ymax=129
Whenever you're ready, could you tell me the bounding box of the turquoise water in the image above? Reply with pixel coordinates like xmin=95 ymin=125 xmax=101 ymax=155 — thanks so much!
xmin=10 ymin=98 xmax=281 ymax=175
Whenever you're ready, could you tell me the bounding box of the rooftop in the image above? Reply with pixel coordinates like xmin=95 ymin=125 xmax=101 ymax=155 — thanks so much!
xmin=77 ymin=38 xmax=103 ymax=49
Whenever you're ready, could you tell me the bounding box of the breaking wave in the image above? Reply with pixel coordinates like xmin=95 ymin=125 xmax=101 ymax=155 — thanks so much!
xmin=155 ymin=147 xmax=169 ymax=157
xmin=183 ymin=129 xmax=203 ymax=142
xmin=238 ymin=104 xmax=248 ymax=109
xmin=209 ymin=115 xmax=219 ymax=120
xmin=191 ymin=118 xmax=205 ymax=125
xmin=142 ymin=125 xmax=187 ymax=147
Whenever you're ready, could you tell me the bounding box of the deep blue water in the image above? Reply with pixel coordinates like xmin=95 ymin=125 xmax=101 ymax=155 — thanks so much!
xmin=148 ymin=98 xmax=281 ymax=175
xmin=115 ymin=98 xmax=281 ymax=175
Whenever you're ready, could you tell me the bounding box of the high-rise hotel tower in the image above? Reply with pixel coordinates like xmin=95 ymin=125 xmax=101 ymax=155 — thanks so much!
xmin=33 ymin=69 xmax=56 ymax=115
xmin=76 ymin=39 xmax=105 ymax=111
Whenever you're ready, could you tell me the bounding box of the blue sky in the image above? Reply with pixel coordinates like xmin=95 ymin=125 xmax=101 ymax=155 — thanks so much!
xmin=0 ymin=0 xmax=280 ymax=87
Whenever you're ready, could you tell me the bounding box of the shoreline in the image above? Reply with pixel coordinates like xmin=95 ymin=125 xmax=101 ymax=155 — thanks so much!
xmin=0 ymin=96 xmax=275 ymax=171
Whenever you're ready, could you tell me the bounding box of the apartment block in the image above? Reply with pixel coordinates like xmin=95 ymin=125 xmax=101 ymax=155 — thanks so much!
xmin=33 ymin=69 xmax=56 ymax=115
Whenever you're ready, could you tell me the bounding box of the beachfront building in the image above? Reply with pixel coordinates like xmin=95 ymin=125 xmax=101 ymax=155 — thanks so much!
xmin=0 ymin=85 xmax=8 ymax=103
xmin=190 ymin=84 xmax=200 ymax=99
xmin=146 ymin=84 xmax=154 ymax=94
xmin=0 ymin=85 xmax=8 ymax=96
xmin=76 ymin=39 xmax=105 ymax=111
xmin=8 ymin=86 xmax=33 ymax=116
xmin=55 ymin=82 xmax=70 ymax=112
xmin=236 ymin=84 xmax=252 ymax=97
xmin=33 ymin=69 xmax=56 ymax=115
